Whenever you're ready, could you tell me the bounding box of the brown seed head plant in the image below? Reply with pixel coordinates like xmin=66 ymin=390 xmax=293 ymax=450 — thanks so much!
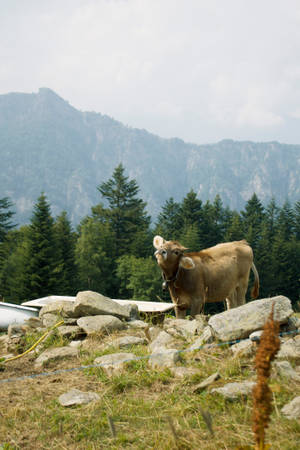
xmin=252 ymin=303 xmax=280 ymax=450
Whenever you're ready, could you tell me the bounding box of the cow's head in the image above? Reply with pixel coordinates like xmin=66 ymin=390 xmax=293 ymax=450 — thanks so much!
xmin=153 ymin=235 xmax=195 ymax=273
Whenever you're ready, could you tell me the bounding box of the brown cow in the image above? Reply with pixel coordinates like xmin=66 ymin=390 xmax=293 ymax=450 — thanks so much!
xmin=153 ymin=235 xmax=259 ymax=318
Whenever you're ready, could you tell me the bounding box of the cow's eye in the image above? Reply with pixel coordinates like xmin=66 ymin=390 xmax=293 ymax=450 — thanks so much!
xmin=173 ymin=250 xmax=179 ymax=255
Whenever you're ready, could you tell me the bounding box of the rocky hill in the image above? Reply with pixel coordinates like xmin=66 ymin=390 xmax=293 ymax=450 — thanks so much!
xmin=1 ymin=88 xmax=299 ymax=224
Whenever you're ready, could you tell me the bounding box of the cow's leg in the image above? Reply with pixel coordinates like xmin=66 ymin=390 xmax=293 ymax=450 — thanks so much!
xmin=190 ymin=298 xmax=203 ymax=317
xmin=235 ymin=284 xmax=247 ymax=306
xmin=175 ymin=306 xmax=187 ymax=319
xmin=226 ymin=291 xmax=236 ymax=309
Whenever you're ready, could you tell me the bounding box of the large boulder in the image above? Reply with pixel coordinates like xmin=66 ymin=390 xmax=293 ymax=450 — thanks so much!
xmin=39 ymin=301 xmax=75 ymax=318
xmin=208 ymin=296 xmax=293 ymax=342
xmin=77 ymin=315 xmax=126 ymax=335
xmin=163 ymin=318 xmax=199 ymax=339
xmin=73 ymin=291 xmax=131 ymax=320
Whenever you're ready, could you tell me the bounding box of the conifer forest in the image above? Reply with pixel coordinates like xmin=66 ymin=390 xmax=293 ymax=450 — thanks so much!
xmin=0 ymin=164 xmax=299 ymax=311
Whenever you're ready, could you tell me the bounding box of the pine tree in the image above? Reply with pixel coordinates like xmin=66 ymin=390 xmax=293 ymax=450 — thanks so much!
xmin=155 ymin=197 xmax=183 ymax=240
xmin=241 ymin=193 xmax=265 ymax=251
xmin=224 ymin=212 xmax=244 ymax=241
xmin=294 ymin=200 xmax=300 ymax=240
xmin=26 ymin=193 xmax=57 ymax=299
xmin=98 ymin=164 xmax=151 ymax=257
xmin=54 ymin=211 xmax=78 ymax=295
xmin=0 ymin=197 xmax=16 ymax=243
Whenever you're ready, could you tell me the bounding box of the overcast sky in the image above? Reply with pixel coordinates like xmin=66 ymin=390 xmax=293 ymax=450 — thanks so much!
xmin=1 ymin=0 xmax=300 ymax=145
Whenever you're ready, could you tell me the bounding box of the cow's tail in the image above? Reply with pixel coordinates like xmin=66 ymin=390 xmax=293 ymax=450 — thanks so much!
xmin=250 ymin=262 xmax=259 ymax=299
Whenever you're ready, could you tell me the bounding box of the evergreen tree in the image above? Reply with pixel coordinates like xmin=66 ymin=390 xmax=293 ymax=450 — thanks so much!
xmin=294 ymin=200 xmax=300 ymax=240
xmin=276 ymin=200 xmax=295 ymax=241
xmin=0 ymin=227 xmax=31 ymax=303
xmin=224 ymin=212 xmax=244 ymax=241
xmin=98 ymin=164 xmax=151 ymax=257
xmin=26 ymin=193 xmax=57 ymax=299
xmin=0 ymin=197 xmax=16 ymax=243
xmin=54 ymin=211 xmax=78 ymax=295
xmin=241 ymin=193 xmax=265 ymax=251
xmin=155 ymin=197 xmax=183 ymax=240
xmin=75 ymin=217 xmax=117 ymax=296
xmin=179 ymin=190 xmax=202 ymax=249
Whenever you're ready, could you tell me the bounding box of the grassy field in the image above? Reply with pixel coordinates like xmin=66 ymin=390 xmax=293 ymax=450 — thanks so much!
xmin=1 ymin=325 xmax=300 ymax=449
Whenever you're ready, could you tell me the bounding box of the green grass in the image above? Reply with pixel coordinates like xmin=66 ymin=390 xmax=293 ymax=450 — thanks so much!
xmin=1 ymin=327 xmax=300 ymax=449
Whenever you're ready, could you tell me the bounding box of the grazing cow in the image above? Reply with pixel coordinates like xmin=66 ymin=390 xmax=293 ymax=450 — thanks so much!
xmin=153 ymin=235 xmax=259 ymax=318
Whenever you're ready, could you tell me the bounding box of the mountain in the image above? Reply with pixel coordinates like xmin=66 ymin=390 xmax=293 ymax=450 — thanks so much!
xmin=1 ymin=88 xmax=299 ymax=225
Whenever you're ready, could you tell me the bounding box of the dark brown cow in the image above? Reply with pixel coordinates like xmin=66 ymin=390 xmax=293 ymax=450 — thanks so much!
xmin=153 ymin=235 xmax=259 ymax=318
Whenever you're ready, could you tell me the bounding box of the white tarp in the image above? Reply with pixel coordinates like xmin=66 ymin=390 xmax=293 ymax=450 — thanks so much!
xmin=22 ymin=296 xmax=174 ymax=313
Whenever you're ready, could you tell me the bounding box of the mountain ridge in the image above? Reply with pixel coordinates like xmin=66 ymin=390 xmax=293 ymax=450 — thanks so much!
xmin=1 ymin=88 xmax=299 ymax=225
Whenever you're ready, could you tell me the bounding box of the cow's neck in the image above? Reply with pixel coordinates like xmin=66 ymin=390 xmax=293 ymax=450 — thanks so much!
xmin=161 ymin=265 xmax=180 ymax=283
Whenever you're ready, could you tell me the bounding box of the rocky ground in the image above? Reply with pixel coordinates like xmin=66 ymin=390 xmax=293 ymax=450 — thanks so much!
xmin=1 ymin=292 xmax=300 ymax=449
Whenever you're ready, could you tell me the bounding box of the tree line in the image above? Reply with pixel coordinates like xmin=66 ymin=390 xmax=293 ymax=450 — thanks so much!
xmin=0 ymin=164 xmax=299 ymax=310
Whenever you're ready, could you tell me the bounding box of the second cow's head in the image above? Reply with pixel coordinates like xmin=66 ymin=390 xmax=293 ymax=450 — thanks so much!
xmin=153 ymin=235 xmax=195 ymax=272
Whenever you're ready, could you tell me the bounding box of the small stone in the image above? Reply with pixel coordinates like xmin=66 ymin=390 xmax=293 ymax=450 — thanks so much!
xmin=148 ymin=348 xmax=181 ymax=369
xmin=193 ymin=372 xmax=221 ymax=393
xmin=163 ymin=318 xmax=198 ymax=339
xmin=231 ymin=339 xmax=255 ymax=357
xmin=58 ymin=388 xmax=100 ymax=407
xmin=127 ymin=320 xmax=148 ymax=329
xmin=274 ymin=361 xmax=300 ymax=381
xmin=113 ymin=335 xmax=147 ymax=348
xmin=94 ymin=352 xmax=136 ymax=375
xmin=57 ymin=325 xmax=85 ymax=339
xmin=211 ymin=381 xmax=255 ymax=400
xmin=149 ymin=331 xmax=178 ymax=353
xmin=34 ymin=346 xmax=78 ymax=368
xmin=169 ymin=367 xmax=200 ymax=378
xmin=42 ymin=313 xmax=61 ymax=328
xmin=188 ymin=326 xmax=214 ymax=351
xmin=24 ymin=317 xmax=43 ymax=328
xmin=277 ymin=335 xmax=300 ymax=360
xmin=249 ymin=330 xmax=263 ymax=342
xmin=77 ymin=315 xmax=126 ymax=335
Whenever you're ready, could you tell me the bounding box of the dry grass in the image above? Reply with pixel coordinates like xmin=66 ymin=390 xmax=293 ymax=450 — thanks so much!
xmin=1 ymin=328 xmax=300 ymax=449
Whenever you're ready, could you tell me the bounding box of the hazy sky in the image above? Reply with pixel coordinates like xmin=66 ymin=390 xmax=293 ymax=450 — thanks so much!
xmin=1 ymin=0 xmax=300 ymax=144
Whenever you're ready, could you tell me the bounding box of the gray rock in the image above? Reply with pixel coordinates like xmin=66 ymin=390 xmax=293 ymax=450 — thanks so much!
xmin=58 ymin=388 xmax=100 ymax=406
xmin=57 ymin=325 xmax=85 ymax=339
xmin=68 ymin=340 xmax=83 ymax=348
xmin=0 ymin=334 xmax=9 ymax=352
xmin=281 ymin=316 xmax=300 ymax=333
xmin=39 ymin=301 xmax=75 ymax=318
xmin=7 ymin=323 xmax=28 ymax=338
xmin=281 ymin=396 xmax=300 ymax=419
xmin=77 ymin=315 xmax=126 ymax=335
xmin=277 ymin=335 xmax=300 ymax=360
xmin=274 ymin=361 xmax=300 ymax=381
xmin=231 ymin=339 xmax=255 ymax=357
xmin=113 ymin=335 xmax=147 ymax=348
xmin=163 ymin=318 xmax=198 ymax=339
xmin=249 ymin=330 xmax=263 ymax=342
xmin=42 ymin=313 xmax=61 ymax=328
xmin=194 ymin=315 xmax=207 ymax=334
xmin=24 ymin=317 xmax=43 ymax=329
xmin=73 ymin=291 xmax=131 ymax=320
xmin=208 ymin=296 xmax=293 ymax=342
xmin=127 ymin=320 xmax=149 ymax=329
xmin=149 ymin=330 xmax=178 ymax=353
xmin=188 ymin=326 xmax=214 ymax=351
xmin=169 ymin=366 xmax=201 ymax=378
xmin=193 ymin=372 xmax=221 ymax=393
xmin=148 ymin=348 xmax=181 ymax=369
xmin=34 ymin=346 xmax=78 ymax=368
xmin=147 ymin=326 xmax=161 ymax=341
xmin=122 ymin=303 xmax=139 ymax=320
xmin=211 ymin=381 xmax=255 ymax=399
xmin=94 ymin=352 xmax=136 ymax=375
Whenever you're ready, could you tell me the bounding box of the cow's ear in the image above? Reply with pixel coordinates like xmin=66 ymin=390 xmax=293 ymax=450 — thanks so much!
xmin=153 ymin=235 xmax=165 ymax=249
xmin=179 ymin=256 xmax=195 ymax=270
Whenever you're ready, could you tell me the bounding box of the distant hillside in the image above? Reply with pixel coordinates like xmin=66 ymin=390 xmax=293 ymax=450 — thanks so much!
xmin=0 ymin=88 xmax=299 ymax=225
